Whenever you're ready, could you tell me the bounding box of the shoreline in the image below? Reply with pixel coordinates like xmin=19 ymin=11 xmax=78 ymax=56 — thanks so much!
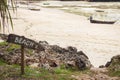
xmin=2 ymin=3 xmax=120 ymax=67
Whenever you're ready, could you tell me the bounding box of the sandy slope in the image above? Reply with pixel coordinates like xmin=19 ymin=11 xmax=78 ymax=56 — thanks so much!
xmin=5 ymin=6 xmax=120 ymax=67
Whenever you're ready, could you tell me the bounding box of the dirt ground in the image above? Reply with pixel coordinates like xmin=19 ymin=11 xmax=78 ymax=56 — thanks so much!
xmin=3 ymin=1 xmax=120 ymax=67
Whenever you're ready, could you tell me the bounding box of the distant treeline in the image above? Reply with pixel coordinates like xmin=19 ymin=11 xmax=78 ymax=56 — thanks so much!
xmin=87 ymin=0 xmax=120 ymax=2
xmin=60 ymin=0 xmax=120 ymax=1
xmin=18 ymin=0 xmax=120 ymax=1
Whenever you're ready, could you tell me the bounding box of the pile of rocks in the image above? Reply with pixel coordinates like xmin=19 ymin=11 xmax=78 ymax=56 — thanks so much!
xmin=0 ymin=41 xmax=92 ymax=70
xmin=105 ymin=55 xmax=120 ymax=69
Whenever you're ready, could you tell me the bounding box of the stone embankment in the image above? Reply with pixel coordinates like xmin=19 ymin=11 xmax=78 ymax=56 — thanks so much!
xmin=0 ymin=40 xmax=92 ymax=70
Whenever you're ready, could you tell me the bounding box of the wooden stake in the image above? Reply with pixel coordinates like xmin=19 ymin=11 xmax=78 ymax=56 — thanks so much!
xmin=21 ymin=45 xmax=25 ymax=75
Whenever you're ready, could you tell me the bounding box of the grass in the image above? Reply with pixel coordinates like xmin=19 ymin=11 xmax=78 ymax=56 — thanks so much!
xmin=0 ymin=41 xmax=20 ymax=52
xmin=6 ymin=44 xmax=20 ymax=52
xmin=0 ymin=59 xmax=96 ymax=80
xmin=0 ymin=42 xmax=119 ymax=79
xmin=0 ymin=60 xmax=77 ymax=80
xmin=0 ymin=41 xmax=33 ymax=54
xmin=109 ymin=70 xmax=120 ymax=77
xmin=0 ymin=41 xmax=8 ymax=46
xmin=0 ymin=59 xmax=6 ymax=65
xmin=107 ymin=62 xmax=120 ymax=77
xmin=54 ymin=68 xmax=71 ymax=74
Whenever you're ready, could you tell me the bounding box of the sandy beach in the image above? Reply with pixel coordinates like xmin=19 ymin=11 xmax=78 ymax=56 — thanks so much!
xmin=3 ymin=2 xmax=120 ymax=67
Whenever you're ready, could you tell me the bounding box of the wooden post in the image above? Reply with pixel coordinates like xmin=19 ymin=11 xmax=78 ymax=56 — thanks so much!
xmin=21 ymin=45 xmax=25 ymax=75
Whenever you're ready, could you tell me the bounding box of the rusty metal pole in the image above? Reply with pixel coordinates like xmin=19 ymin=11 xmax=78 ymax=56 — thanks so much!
xmin=21 ymin=45 xmax=25 ymax=75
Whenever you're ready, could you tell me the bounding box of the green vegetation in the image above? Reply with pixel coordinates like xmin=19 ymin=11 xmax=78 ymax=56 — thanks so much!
xmin=0 ymin=41 xmax=20 ymax=52
xmin=0 ymin=41 xmax=33 ymax=54
xmin=6 ymin=44 xmax=20 ymax=52
xmin=0 ymin=41 xmax=7 ymax=46
xmin=0 ymin=59 xmax=77 ymax=80
xmin=105 ymin=55 xmax=120 ymax=77
xmin=54 ymin=68 xmax=71 ymax=74
xmin=0 ymin=58 xmax=96 ymax=80
xmin=0 ymin=59 xmax=6 ymax=65
xmin=0 ymin=42 xmax=76 ymax=79
xmin=107 ymin=61 xmax=120 ymax=77
xmin=109 ymin=70 xmax=120 ymax=77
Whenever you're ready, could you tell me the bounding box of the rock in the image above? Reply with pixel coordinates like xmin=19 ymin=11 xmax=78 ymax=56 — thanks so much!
xmin=77 ymin=51 xmax=88 ymax=59
xmin=0 ymin=34 xmax=8 ymax=40
xmin=75 ymin=55 xmax=92 ymax=70
xmin=51 ymin=45 xmax=66 ymax=54
xmin=105 ymin=55 xmax=120 ymax=68
xmin=99 ymin=65 xmax=105 ymax=68
xmin=26 ymin=57 xmax=39 ymax=66
xmin=0 ymin=40 xmax=92 ymax=70
xmin=91 ymin=67 xmax=108 ymax=74
xmin=9 ymin=52 xmax=15 ymax=55
xmin=65 ymin=61 xmax=76 ymax=68
xmin=105 ymin=61 xmax=111 ymax=67
xmin=29 ymin=63 xmax=39 ymax=68
xmin=42 ymin=63 xmax=50 ymax=70
xmin=0 ymin=52 xmax=4 ymax=57
xmin=94 ymin=73 xmax=110 ymax=80
xmin=39 ymin=41 xmax=48 ymax=45
xmin=67 ymin=46 xmax=77 ymax=53
xmin=105 ymin=55 xmax=120 ymax=76
xmin=49 ymin=61 xmax=58 ymax=67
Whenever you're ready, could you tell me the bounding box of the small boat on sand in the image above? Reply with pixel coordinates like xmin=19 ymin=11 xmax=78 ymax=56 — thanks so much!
xmin=90 ymin=15 xmax=116 ymax=24
xmin=90 ymin=19 xmax=115 ymax=24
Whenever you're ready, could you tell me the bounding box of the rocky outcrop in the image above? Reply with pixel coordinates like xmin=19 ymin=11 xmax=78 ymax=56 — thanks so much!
xmin=105 ymin=55 xmax=120 ymax=68
xmin=0 ymin=41 xmax=92 ymax=70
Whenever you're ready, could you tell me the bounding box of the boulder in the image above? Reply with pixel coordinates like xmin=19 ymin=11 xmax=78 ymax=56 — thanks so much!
xmin=50 ymin=45 xmax=66 ymax=54
xmin=105 ymin=55 xmax=120 ymax=68
xmin=75 ymin=55 xmax=92 ymax=70
xmin=0 ymin=41 xmax=92 ymax=70
xmin=67 ymin=46 xmax=77 ymax=53
xmin=105 ymin=55 xmax=120 ymax=76
xmin=0 ymin=53 xmax=4 ymax=57
xmin=29 ymin=63 xmax=39 ymax=68
xmin=77 ymin=51 xmax=88 ymax=59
